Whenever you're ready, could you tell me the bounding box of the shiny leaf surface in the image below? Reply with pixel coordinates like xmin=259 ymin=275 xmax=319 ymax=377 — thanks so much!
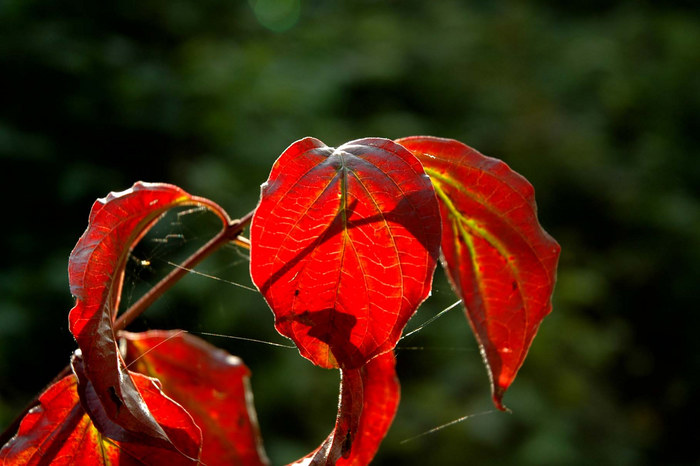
xmin=0 ymin=365 xmax=201 ymax=465
xmin=250 ymin=137 xmax=441 ymax=369
xmin=397 ymin=136 xmax=561 ymax=410
xmin=67 ymin=182 xmax=228 ymax=445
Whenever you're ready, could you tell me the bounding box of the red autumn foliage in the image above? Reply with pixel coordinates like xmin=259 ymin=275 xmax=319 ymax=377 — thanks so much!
xmin=0 ymin=363 xmax=202 ymax=465
xmin=1 ymin=136 xmax=559 ymax=465
xmin=397 ymin=136 xmax=560 ymax=410
xmin=67 ymin=182 xmax=231 ymax=450
xmin=249 ymin=137 xmax=441 ymax=370
xmin=121 ymin=331 xmax=269 ymax=466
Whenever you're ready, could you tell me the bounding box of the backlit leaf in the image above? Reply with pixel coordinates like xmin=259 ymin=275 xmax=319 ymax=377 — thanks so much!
xmin=0 ymin=360 xmax=202 ymax=465
xmin=250 ymin=137 xmax=441 ymax=369
xmin=121 ymin=330 xmax=269 ymax=466
xmin=396 ymin=136 xmax=561 ymax=410
xmin=291 ymin=351 xmax=400 ymax=466
xmin=67 ymin=182 xmax=229 ymax=445
xmin=335 ymin=352 xmax=400 ymax=466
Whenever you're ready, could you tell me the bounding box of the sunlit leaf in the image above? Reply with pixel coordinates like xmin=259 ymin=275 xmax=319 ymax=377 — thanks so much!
xmin=335 ymin=351 xmax=400 ymax=466
xmin=0 ymin=360 xmax=202 ymax=465
xmin=67 ymin=182 xmax=228 ymax=445
xmin=397 ymin=136 xmax=561 ymax=410
xmin=291 ymin=351 xmax=400 ymax=466
xmin=121 ymin=330 xmax=269 ymax=466
xmin=250 ymin=137 xmax=441 ymax=369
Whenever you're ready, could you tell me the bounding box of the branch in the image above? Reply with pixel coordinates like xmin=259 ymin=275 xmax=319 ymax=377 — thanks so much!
xmin=0 ymin=209 xmax=256 ymax=446
xmin=114 ymin=209 xmax=254 ymax=331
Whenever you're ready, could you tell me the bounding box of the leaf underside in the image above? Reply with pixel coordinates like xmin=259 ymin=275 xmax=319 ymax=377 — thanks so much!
xmin=66 ymin=182 xmax=228 ymax=452
xmin=250 ymin=137 xmax=441 ymax=370
xmin=291 ymin=351 xmax=400 ymax=466
xmin=1 ymin=330 xmax=270 ymax=466
xmin=0 ymin=364 xmax=202 ymax=465
xmin=397 ymin=136 xmax=561 ymax=410
xmin=121 ymin=330 xmax=269 ymax=466
xmin=251 ymin=137 xmax=440 ymax=465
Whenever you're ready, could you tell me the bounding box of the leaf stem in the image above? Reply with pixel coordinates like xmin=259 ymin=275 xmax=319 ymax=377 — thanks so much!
xmin=114 ymin=209 xmax=254 ymax=331
xmin=0 ymin=208 xmax=256 ymax=446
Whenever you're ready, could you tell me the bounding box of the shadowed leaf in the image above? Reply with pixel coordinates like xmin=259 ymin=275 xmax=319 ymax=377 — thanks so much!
xmin=67 ymin=182 xmax=228 ymax=446
xmin=0 ymin=361 xmax=202 ymax=465
xmin=121 ymin=330 xmax=269 ymax=466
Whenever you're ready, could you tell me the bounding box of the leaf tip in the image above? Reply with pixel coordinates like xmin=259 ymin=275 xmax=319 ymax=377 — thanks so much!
xmin=491 ymin=385 xmax=509 ymax=412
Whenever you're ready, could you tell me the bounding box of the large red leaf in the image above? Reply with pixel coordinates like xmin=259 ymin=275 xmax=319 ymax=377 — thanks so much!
xmin=291 ymin=351 xmax=400 ymax=466
xmin=396 ymin=136 xmax=561 ymax=410
xmin=250 ymin=137 xmax=441 ymax=369
xmin=67 ymin=182 xmax=229 ymax=445
xmin=0 ymin=360 xmax=202 ymax=465
xmin=121 ymin=330 xmax=269 ymax=466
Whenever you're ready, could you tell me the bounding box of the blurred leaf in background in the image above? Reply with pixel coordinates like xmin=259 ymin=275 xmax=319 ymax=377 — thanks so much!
xmin=1 ymin=0 xmax=698 ymax=464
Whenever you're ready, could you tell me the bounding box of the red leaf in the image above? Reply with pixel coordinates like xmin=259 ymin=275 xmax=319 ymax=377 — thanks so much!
xmin=335 ymin=352 xmax=400 ymax=466
xmin=396 ymin=136 xmax=561 ymax=410
xmin=67 ymin=182 xmax=228 ymax=444
xmin=291 ymin=351 xmax=400 ymax=466
xmin=121 ymin=330 xmax=269 ymax=466
xmin=250 ymin=137 xmax=441 ymax=369
xmin=0 ymin=366 xmax=202 ymax=465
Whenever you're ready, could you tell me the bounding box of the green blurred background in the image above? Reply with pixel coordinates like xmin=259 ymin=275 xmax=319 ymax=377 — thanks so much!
xmin=1 ymin=0 xmax=699 ymax=464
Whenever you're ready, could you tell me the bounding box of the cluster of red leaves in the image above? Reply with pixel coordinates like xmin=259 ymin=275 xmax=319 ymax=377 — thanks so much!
xmin=1 ymin=137 xmax=559 ymax=465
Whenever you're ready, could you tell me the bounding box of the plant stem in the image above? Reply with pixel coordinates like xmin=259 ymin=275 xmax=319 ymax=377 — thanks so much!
xmin=0 ymin=209 xmax=256 ymax=446
xmin=114 ymin=209 xmax=254 ymax=331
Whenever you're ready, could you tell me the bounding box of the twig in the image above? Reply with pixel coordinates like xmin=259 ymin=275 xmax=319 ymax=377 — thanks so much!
xmin=0 ymin=209 xmax=256 ymax=445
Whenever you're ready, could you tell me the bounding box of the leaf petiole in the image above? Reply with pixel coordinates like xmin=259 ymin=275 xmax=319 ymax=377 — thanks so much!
xmin=114 ymin=209 xmax=255 ymax=332
xmin=0 ymin=208 xmax=256 ymax=446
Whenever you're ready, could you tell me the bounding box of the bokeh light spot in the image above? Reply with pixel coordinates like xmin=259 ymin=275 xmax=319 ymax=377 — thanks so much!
xmin=249 ymin=0 xmax=301 ymax=32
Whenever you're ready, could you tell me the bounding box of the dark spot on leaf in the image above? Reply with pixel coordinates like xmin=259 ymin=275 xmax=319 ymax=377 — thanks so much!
xmin=512 ymin=281 xmax=517 ymax=291
xmin=108 ymin=386 xmax=123 ymax=413
xmin=294 ymin=289 xmax=299 ymax=296
xmin=342 ymin=431 xmax=353 ymax=457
